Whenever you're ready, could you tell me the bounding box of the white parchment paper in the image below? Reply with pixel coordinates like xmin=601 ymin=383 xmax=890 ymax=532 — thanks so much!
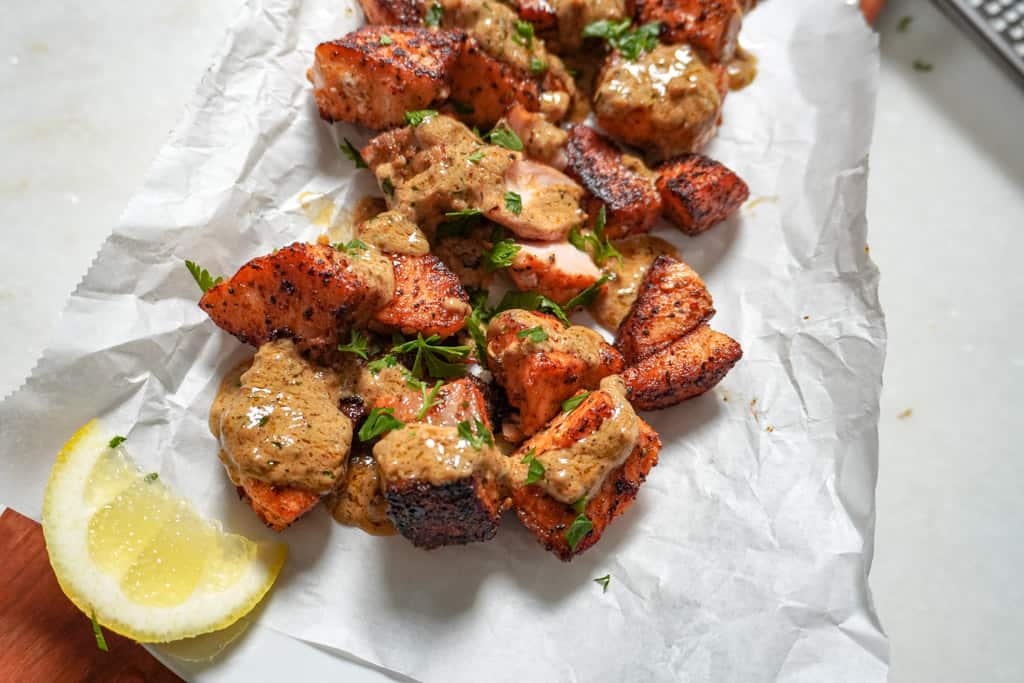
xmin=0 ymin=0 xmax=888 ymax=680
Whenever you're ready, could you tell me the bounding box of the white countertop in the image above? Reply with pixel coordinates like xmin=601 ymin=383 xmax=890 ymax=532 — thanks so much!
xmin=1 ymin=1 xmax=1021 ymax=680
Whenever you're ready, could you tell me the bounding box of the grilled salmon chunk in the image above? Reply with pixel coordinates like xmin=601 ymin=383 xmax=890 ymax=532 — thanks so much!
xmin=512 ymin=415 xmax=661 ymax=561
xmin=199 ymin=242 xmax=394 ymax=350
xmin=487 ymin=309 xmax=624 ymax=437
xmin=634 ymin=0 xmax=744 ymax=63
xmin=615 ymin=255 xmax=714 ymax=363
xmin=371 ymin=253 xmax=471 ymax=338
xmin=623 ymin=324 xmax=741 ymax=409
xmin=357 ymin=0 xmax=424 ymax=24
xmin=237 ymin=479 xmax=322 ymax=532
xmin=507 ymin=240 xmax=602 ymax=305
xmin=449 ymin=38 xmax=543 ymax=128
xmin=310 ymin=27 xmax=464 ymax=129
xmin=565 ymin=125 xmax=663 ymax=239
xmin=656 ymin=153 xmax=749 ymax=235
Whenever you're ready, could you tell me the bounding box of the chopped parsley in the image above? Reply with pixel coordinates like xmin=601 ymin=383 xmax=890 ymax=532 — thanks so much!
xmin=424 ymin=1 xmax=443 ymax=27
xmin=445 ymin=207 xmax=483 ymax=220
xmin=415 ymin=380 xmax=444 ymax=421
xmin=494 ymin=290 xmax=569 ymax=325
xmin=572 ymin=496 xmax=588 ymax=514
xmin=582 ymin=19 xmax=661 ymax=61
xmin=90 ymin=609 xmax=109 ymax=652
xmin=569 ymin=204 xmax=622 ymax=266
xmin=379 ymin=34 xmax=394 ymax=46
xmin=367 ymin=354 xmax=398 ymax=374
xmin=486 ymin=125 xmax=524 ymax=151
xmin=912 ymin=59 xmax=933 ymax=72
xmin=465 ymin=288 xmax=493 ymax=362
xmin=564 ymin=273 xmax=611 ymax=310
xmin=337 ymin=329 xmax=370 ymax=359
xmin=332 ymin=238 xmax=368 ymax=255
xmin=185 ymin=260 xmax=223 ymax=293
xmin=107 ymin=435 xmax=127 ymax=449
xmin=144 ymin=472 xmax=159 ymax=483
xmin=512 ymin=20 xmax=535 ymax=48
xmin=521 ymin=448 xmax=545 ymax=485
xmin=516 ymin=325 xmax=548 ymax=343
xmin=562 ymin=391 xmax=590 ymax=412
xmin=404 ymin=109 xmax=438 ymax=126
xmin=484 ymin=238 xmax=521 ymax=271
xmin=564 ymin=512 xmax=594 ymax=551
xmin=457 ymin=418 xmax=494 ymax=449
xmin=467 ymin=149 xmax=486 ymax=164
xmin=381 ymin=177 xmax=395 ymax=197
xmin=391 ymin=333 xmax=472 ymax=379
xmin=258 ymin=415 xmax=270 ymax=427
xmin=340 ymin=138 xmax=367 ymax=168
xmin=897 ymin=15 xmax=912 ymax=32
xmin=529 ymin=56 xmax=547 ymax=75
xmin=593 ymin=574 xmax=611 ymax=592
xmin=358 ymin=407 xmax=404 ymax=441
xmin=504 ymin=190 xmax=523 ymax=215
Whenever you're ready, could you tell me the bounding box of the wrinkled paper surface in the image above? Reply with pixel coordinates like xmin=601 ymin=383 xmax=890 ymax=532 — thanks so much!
xmin=0 ymin=0 xmax=888 ymax=680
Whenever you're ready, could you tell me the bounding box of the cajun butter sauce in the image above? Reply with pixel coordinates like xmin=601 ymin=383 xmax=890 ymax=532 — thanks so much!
xmin=358 ymin=210 xmax=430 ymax=256
xmin=327 ymin=454 xmax=395 ymax=536
xmin=375 ymin=424 xmax=492 ymax=487
xmin=589 ymin=235 xmax=680 ymax=330
xmin=726 ymin=45 xmax=758 ymax=91
xmin=210 ymin=339 xmax=352 ymax=495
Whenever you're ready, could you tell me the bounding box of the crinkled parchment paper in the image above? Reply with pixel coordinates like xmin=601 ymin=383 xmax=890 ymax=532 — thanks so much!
xmin=0 ymin=0 xmax=888 ymax=680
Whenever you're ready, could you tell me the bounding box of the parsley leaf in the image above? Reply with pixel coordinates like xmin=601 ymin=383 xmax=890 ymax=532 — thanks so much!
xmin=467 ymin=149 xmax=486 ymax=164
xmin=504 ymin=190 xmax=523 ymax=215
xmin=572 ymin=496 xmax=588 ymax=514
xmin=367 ymin=354 xmax=398 ymax=374
xmin=516 ymin=325 xmax=548 ymax=343
xmin=521 ymin=447 xmax=545 ymax=485
xmin=487 ymin=125 xmax=524 ymax=151
xmin=107 ymin=435 xmax=127 ymax=449
xmin=381 ymin=177 xmax=395 ymax=197
xmin=564 ymin=513 xmax=594 ymax=551
xmin=897 ymin=15 xmax=912 ymax=32
xmin=358 ymin=407 xmax=404 ymax=441
xmin=465 ymin=288 xmax=493 ymax=362
xmin=332 ymin=238 xmax=369 ymax=255
xmin=404 ymin=109 xmax=438 ymax=126
xmin=90 ymin=609 xmax=109 ymax=652
xmin=569 ymin=205 xmax=622 ymax=266
xmin=340 ymin=138 xmax=367 ymax=168
xmin=258 ymin=415 xmax=269 ymax=427
xmin=581 ymin=18 xmax=632 ymax=41
xmin=512 ymin=20 xmax=535 ymax=48
xmin=582 ymin=19 xmax=660 ymax=61
xmin=495 ymin=290 xmax=569 ymax=325
xmin=379 ymin=34 xmax=394 ymax=45
xmin=564 ymin=273 xmax=611 ymax=310
xmin=458 ymin=418 xmax=494 ymax=449
xmin=144 ymin=472 xmax=159 ymax=483
xmin=391 ymin=333 xmax=471 ymax=379
xmin=562 ymin=391 xmax=590 ymax=412
xmin=185 ymin=260 xmax=223 ymax=293
xmin=593 ymin=574 xmax=611 ymax=592
xmin=445 ymin=208 xmax=483 ymax=220
xmin=337 ymin=329 xmax=370 ymax=359
xmin=484 ymin=238 xmax=521 ymax=271
xmin=415 ymin=380 xmax=444 ymax=421
xmin=913 ymin=59 xmax=933 ymax=72
xmin=424 ymin=1 xmax=443 ymax=27
xmin=529 ymin=56 xmax=547 ymax=75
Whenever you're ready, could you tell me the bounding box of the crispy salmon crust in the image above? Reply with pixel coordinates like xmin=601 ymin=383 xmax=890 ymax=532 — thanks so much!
xmin=385 ymin=474 xmax=504 ymax=548
xmin=237 ymin=479 xmax=322 ymax=532
xmin=357 ymin=0 xmax=424 ymax=25
xmin=615 ymin=255 xmax=715 ymax=364
xmin=199 ymin=242 xmax=390 ymax=349
xmin=311 ymin=27 xmax=464 ymax=129
xmin=634 ymin=0 xmax=743 ymax=63
xmin=564 ymin=125 xmax=663 ymax=239
xmin=449 ymin=38 xmax=542 ymax=127
xmin=656 ymin=153 xmax=749 ymax=235
xmin=623 ymin=324 xmax=741 ymax=409
xmin=371 ymin=253 xmax=470 ymax=338
xmin=512 ymin=419 xmax=661 ymax=561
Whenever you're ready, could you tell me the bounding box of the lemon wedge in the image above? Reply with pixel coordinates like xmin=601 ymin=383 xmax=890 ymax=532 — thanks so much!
xmin=42 ymin=420 xmax=286 ymax=643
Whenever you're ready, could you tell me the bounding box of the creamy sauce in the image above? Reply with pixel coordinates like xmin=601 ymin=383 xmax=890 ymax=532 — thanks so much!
xmin=589 ymin=235 xmax=679 ymax=330
xmin=374 ymin=424 xmax=493 ymax=487
xmin=505 ymin=376 xmax=639 ymax=503
xmin=327 ymin=454 xmax=396 ymax=536
xmin=441 ymin=0 xmax=549 ymax=77
xmin=726 ymin=45 xmax=758 ymax=91
xmin=488 ymin=308 xmax=612 ymax=369
xmin=211 ymin=340 xmax=352 ymax=494
xmin=358 ymin=210 xmax=430 ymax=256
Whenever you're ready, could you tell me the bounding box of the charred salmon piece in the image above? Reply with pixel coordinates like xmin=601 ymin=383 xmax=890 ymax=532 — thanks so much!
xmin=623 ymin=324 xmax=741 ymax=409
xmin=615 ymin=254 xmax=715 ymax=364
xmin=448 ymin=37 xmax=542 ymax=128
xmin=357 ymin=0 xmax=424 ymax=24
xmin=375 ymin=423 xmax=505 ymax=548
xmin=237 ymin=478 xmax=322 ymax=532
xmin=634 ymin=0 xmax=743 ymax=63
xmin=656 ymin=153 xmax=749 ymax=235
xmin=373 ymin=376 xmax=491 ymax=428
xmin=513 ymin=418 xmax=660 ymax=561
xmin=487 ymin=309 xmax=624 ymax=437
xmin=371 ymin=253 xmax=470 ymax=338
xmin=564 ymin=125 xmax=663 ymax=239
xmin=199 ymin=242 xmax=392 ymax=350
xmin=507 ymin=240 xmax=602 ymax=305
xmin=310 ymin=27 xmax=464 ymax=129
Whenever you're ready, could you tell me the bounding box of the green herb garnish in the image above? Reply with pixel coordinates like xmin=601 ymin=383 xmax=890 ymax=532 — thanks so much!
xmin=90 ymin=609 xmax=109 ymax=652
xmin=564 ymin=273 xmax=610 ymax=310
xmin=572 ymin=496 xmax=588 ymax=514
xmin=564 ymin=512 xmax=594 ymax=551
xmin=358 ymin=407 xmax=404 ymax=441
xmin=185 ymin=260 xmax=223 ymax=294
xmin=337 ymin=329 xmax=370 ymax=359
xmin=144 ymin=472 xmax=159 ymax=483
xmin=415 ymin=380 xmax=444 ymax=421
xmin=569 ymin=205 xmax=622 ymax=266
xmin=367 ymin=354 xmax=398 ymax=374
xmin=465 ymin=288 xmax=493 ymax=362
xmin=562 ymin=391 xmax=590 ymax=412
xmin=487 ymin=125 xmax=524 ymax=151
xmin=445 ymin=208 xmax=483 ymax=220
xmin=107 ymin=435 xmax=127 ymax=449
xmin=484 ymin=238 xmax=521 ymax=271
xmin=404 ymin=109 xmax=438 ymax=126
xmin=332 ymin=238 xmax=369 ymax=255
xmin=582 ymin=19 xmax=660 ymax=61
xmin=593 ymin=574 xmax=611 ymax=592
xmin=391 ymin=333 xmax=472 ymax=379
xmin=897 ymin=15 xmax=912 ymax=32
xmin=467 ymin=149 xmax=486 ymax=164
xmin=379 ymin=34 xmax=394 ymax=45
xmin=381 ymin=177 xmax=395 ymax=197
xmin=458 ymin=418 xmax=494 ymax=449
xmin=424 ymin=1 xmax=443 ymax=27
xmin=512 ymin=20 xmax=535 ymax=48
xmin=340 ymin=138 xmax=367 ymax=168
xmin=529 ymin=56 xmax=547 ymax=75
xmin=516 ymin=325 xmax=548 ymax=343
xmin=258 ymin=415 xmax=270 ymax=427
xmin=521 ymin=447 xmax=545 ymax=485
xmin=912 ymin=59 xmax=933 ymax=72
xmin=504 ymin=190 xmax=523 ymax=215
xmin=451 ymin=100 xmax=475 ymax=115
xmin=494 ymin=290 xmax=569 ymax=325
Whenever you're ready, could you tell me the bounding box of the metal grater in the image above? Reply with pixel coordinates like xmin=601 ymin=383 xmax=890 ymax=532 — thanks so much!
xmin=932 ymin=0 xmax=1024 ymax=86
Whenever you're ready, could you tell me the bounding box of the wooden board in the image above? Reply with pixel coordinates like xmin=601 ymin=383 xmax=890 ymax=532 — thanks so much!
xmin=0 ymin=509 xmax=181 ymax=682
